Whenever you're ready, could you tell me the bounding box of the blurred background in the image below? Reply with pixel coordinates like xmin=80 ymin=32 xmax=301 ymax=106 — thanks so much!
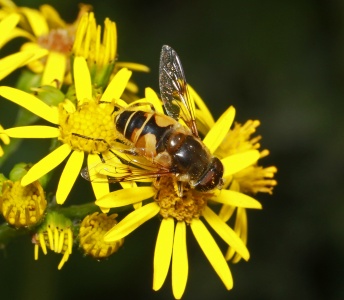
xmin=1 ymin=0 xmax=344 ymax=299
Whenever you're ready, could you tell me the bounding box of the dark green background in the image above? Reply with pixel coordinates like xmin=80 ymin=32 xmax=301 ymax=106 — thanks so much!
xmin=1 ymin=0 xmax=344 ymax=299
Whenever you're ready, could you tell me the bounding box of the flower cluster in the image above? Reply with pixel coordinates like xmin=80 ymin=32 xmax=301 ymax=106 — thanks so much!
xmin=0 ymin=1 xmax=277 ymax=299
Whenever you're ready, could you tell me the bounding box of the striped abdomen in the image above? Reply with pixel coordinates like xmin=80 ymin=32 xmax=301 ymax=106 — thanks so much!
xmin=115 ymin=110 xmax=176 ymax=160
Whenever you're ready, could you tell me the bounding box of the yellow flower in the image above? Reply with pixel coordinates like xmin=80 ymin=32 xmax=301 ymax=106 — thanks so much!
xmin=188 ymin=87 xmax=277 ymax=263
xmin=4 ymin=3 xmax=91 ymax=85
xmin=72 ymin=11 xmax=149 ymax=98
xmin=95 ymin=104 xmax=261 ymax=299
xmin=0 ymin=13 xmax=48 ymax=80
xmin=0 ymin=56 xmax=133 ymax=205
xmin=79 ymin=212 xmax=124 ymax=259
xmin=32 ymin=211 xmax=73 ymax=270
xmin=0 ymin=179 xmax=46 ymax=227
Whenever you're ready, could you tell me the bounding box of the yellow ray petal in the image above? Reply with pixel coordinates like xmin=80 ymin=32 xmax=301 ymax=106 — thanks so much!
xmin=222 ymin=150 xmax=260 ymax=177
xmin=42 ymin=51 xmax=66 ymax=86
xmin=87 ymin=153 xmax=110 ymax=200
xmin=190 ymin=218 xmax=233 ymax=290
xmin=0 ymin=49 xmax=48 ymax=80
xmin=115 ymin=62 xmax=150 ymax=72
xmin=95 ymin=186 xmax=156 ymax=208
xmin=21 ymin=143 xmax=71 ymax=186
xmin=227 ymin=207 xmax=248 ymax=263
xmin=0 ymin=14 xmax=20 ymax=48
xmin=7 ymin=27 xmax=36 ymax=42
xmin=4 ymin=126 xmax=59 ymax=138
xmin=74 ymin=56 xmax=92 ymax=103
xmin=0 ymin=52 xmax=33 ymax=80
xmin=218 ymin=205 xmax=236 ymax=223
xmin=104 ymin=202 xmax=160 ymax=242
xmin=202 ymin=206 xmax=250 ymax=261
xmin=0 ymin=87 xmax=59 ymax=124
xmin=195 ymin=109 xmax=212 ymax=135
xmin=213 ymin=189 xmax=262 ymax=209
xmin=20 ymin=7 xmax=49 ymax=37
xmin=153 ymin=218 xmax=174 ymax=291
xmin=101 ymin=150 xmax=137 ymax=190
xmin=56 ymin=150 xmax=84 ymax=204
xmin=203 ymin=106 xmax=235 ymax=154
xmin=40 ymin=4 xmax=66 ymax=28
xmin=144 ymin=87 xmax=164 ymax=113
xmin=172 ymin=221 xmax=188 ymax=300
xmin=101 ymin=68 xmax=132 ymax=102
xmin=18 ymin=44 xmax=48 ymax=73
xmin=20 ymin=42 xmax=42 ymax=52
xmin=21 ymin=48 xmax=49 ymax=65
xmin=188 ymin=85 xmax=215 ymax=127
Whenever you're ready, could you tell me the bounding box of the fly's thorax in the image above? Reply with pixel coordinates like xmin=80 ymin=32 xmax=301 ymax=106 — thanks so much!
xmin=166 ymin=131 xmax=213 ymax=180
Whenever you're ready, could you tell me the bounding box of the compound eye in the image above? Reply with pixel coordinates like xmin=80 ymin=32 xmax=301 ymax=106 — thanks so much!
xmin=194 ymin=157 xmax=223 ymax=192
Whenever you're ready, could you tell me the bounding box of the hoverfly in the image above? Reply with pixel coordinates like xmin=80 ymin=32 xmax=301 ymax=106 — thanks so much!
xmin=82 ymin=45 xmax=224 ymax=193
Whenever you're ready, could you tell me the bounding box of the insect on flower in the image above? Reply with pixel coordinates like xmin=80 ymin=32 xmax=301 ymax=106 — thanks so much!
xmin=82 ymin=45 xmax=224 ymax=195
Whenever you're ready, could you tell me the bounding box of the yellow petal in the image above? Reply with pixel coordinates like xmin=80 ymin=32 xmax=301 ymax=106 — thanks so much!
xmin=0 ymin=87 xmax=59 ymax=124
xmin=202 ymin=206 xmax=250 ymax=261
xmin=4 ymin=126 xmax=59 ymax=138
xmin=0 ymin=49 xmax=48 ymax=80
xmin=21 ymin=143 xmax=71 ymax=186
xmin=56 ymin=150 xmax=84 ymax=204
xmin=20 ymin=42 xmax=42 ymax=52
xmin=87 ymin=153 xmax=110 ymax=200
xmin=7 ymin=27 xmax=36 ymax=42
xmin=41 ymin=51 xmax=66 ymax=86
xmin=227 ymin=207 xmax=248 ymax=263
xmin=74 ymin=56 xmax=92 ymax=103
xmin=116 ymin=62 xmax=150 ymax=72
xmin=20 ymin=7 xmax=49 ymax=37
xmin=222 ymin=150 xmax=260 ymax=177
xmin=0 ymin=14 xmax=20 ymax=48
xmin=104 ymin=202 xmax=160 ymax=242
xmin=190 ymin=218 xmax=233 ymax=290
xmin=101 ymin=150 xmax=137 ymax=190
xmin=101 ymin=68 xmax=132 ymax=102
xmin=21 ymin=48 xmax=49 ymax=65
xmin=40 ymin=5 xmax=66 ymax=28
xmin=195 ymin=109 xmax=212 ymax=135
xmin=144 ymin=87 xmax=164 ymax=113
xmin=213 ymin=189 xmax=262 ymax=209
xmin=95 ymin=186 xmax=156 ymax=208
xmin=153 ymin=218 xmax=174 ymax=291
xmin=18 ymin=44 xmax=48 ymax=73
xmin=172 ymin=221 xmax=188 ymax=300
xmin=188 ymin=85 xmax=215 ymax=127
xmin=218 ymin=205 xmax=236 ymax=223
xmin=0 ymin=52 xmax=31 ymax=79
xmin=203 ymin=106 xmax=235 ymax=154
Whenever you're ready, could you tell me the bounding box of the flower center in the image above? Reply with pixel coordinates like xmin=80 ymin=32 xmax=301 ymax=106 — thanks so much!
xmin=154 ymin=177 xmax=211 ymax=224
xmin=79 ymin=212 xmax=124 ymax=259
xmin=58 ymin=101 xmax=117 ymax=154
xmin=37 ymin=28 xmax=75 ymax=54
xmin=0 ymin=181 xmax=46 ymax=227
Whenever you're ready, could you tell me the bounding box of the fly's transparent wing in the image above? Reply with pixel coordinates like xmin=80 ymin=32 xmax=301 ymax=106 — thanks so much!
xmin=81 ymin=148 xmax=172 ymax=183
xmin=81 ymin=161 xmax=171 ymax=183
xmin=159 ymin=45 xmax=198 ymax=137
